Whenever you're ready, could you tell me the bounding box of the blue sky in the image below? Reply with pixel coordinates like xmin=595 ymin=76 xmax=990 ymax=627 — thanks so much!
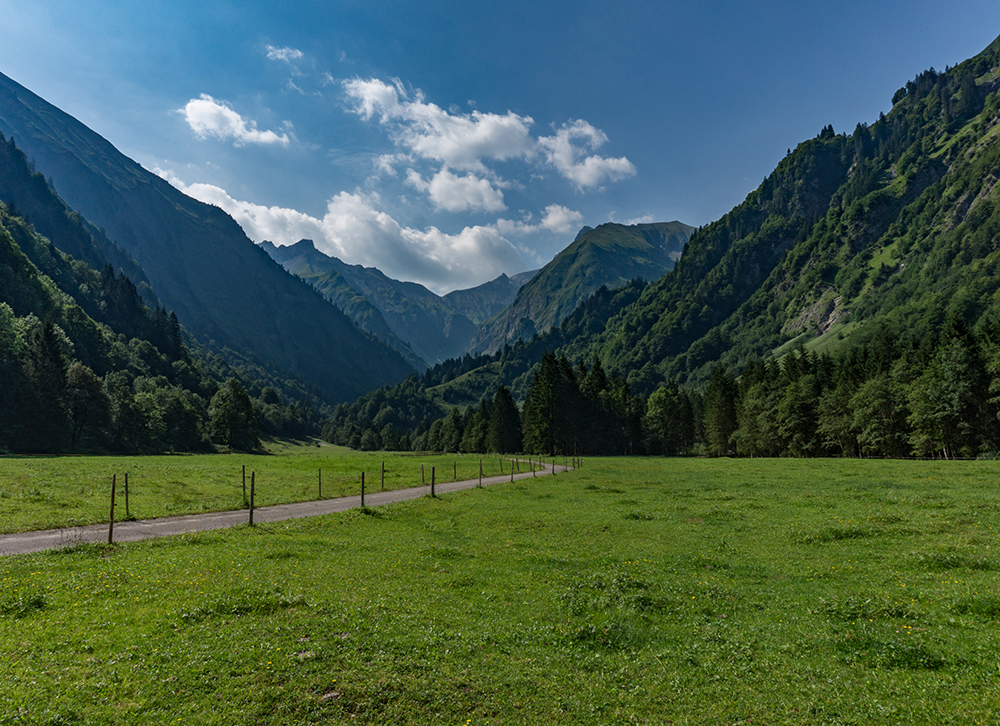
xmin=0 ymin=1 xmax=997 ymax=292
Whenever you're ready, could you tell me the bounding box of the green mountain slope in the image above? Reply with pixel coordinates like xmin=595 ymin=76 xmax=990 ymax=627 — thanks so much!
xmin=0 ymin=194 xmax=212 ymax=453
xmin=259 ymin=240 xmax=425 ymax=370
xmin=579 ymin=35 xmax=1000 ymax=391
xmin=0 ymin=132 xmax=338 ymax=453
xmin=468 ymin=221 xmax=694 ymax=354
xmin=323 ymin=33 xmax=1000 ymax=453
xmin=0 ymin=72 xmax=413 ymax=403
xmin=0 ymin=135 xmax=152 ymax=297
xmin=263 ymin=239 xmax=534 ymax=365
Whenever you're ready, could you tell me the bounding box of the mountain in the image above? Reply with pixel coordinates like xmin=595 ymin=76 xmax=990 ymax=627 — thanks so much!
xmin=574 ymin=35 xmax=1000 ymax=392
xmin=0 ymin=71 xmax=413 ymax=403
xmin=0 ymin=133 xmax=337 ymax=453
xmin=468 ymin=221 xmax=694 ymax=354
xmin=0 ymin=175 xmax=207 ymax=453
xmin=322 ymin=33 xmax=1000 ymax=455
xmin=262 ymin=239 xmax=535 ymax=366
xmin=0 ymin=136 xmax=153 ymax=299
xmin=444 ymin=270 xmax=537 ymax=324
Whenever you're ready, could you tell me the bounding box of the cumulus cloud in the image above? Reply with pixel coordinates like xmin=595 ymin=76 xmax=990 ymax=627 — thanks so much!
xmin=266 ymin=45 xmax=304 ymax=62
xmin=343 ymin=77 xmax=636 ymax=213
xmin=495 ymin=204 xmax=583 ymax=236
xmin=624 ymin=214 xmax=655 ymax=225
xmin=156 ymin=170 xmax=525 ymax=294
xmin=405 ymin=168 xmax=506 ymax=213
xmin=538 ymin=120 xmax=636 ymax=189
xmin=343 ymin=78 xmax=535 ymax=172
xmin=540 ymin=204 xmax=584 ymax=234
xmin=179 ymin=95 xmax=290 ymax=147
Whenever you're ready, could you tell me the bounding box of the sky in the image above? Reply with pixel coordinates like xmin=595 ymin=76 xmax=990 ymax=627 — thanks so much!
xmin=0 ymin=2 xmax=997 ymax=294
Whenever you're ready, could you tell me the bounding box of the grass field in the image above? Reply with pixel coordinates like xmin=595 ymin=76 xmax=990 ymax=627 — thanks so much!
xmin=0 ymin=440 xmax=540 ymax=533
xmin=2 ymin=456 xmax=1000 ymax=724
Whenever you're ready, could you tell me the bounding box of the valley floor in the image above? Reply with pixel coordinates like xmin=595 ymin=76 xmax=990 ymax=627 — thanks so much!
xmin=1 ymin=457 xmax=999 ymax=724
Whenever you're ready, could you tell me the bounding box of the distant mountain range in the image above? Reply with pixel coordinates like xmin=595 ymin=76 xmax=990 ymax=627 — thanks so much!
xmin=261 ymin=239 xmax=537 ymax=367
xmin=468 ymin=221 xmax=694 ymax=354
xmin=0 ymin=65 xmax=699 ymax=414
xmin=0 ymin=70 xmax=412 ymax=404
xmin=263 ymin=220 xmax=694 ymax=367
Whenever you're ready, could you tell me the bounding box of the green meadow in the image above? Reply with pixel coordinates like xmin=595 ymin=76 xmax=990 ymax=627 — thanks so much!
xmin=2 ymin=456 xmax=1000 ymax=724
xmin=0 ymin=441 xmax=532 ymax=533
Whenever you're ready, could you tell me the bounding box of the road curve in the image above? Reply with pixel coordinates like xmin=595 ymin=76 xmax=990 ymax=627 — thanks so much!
xmin=0 ymin=461 xmax=571 ymax=556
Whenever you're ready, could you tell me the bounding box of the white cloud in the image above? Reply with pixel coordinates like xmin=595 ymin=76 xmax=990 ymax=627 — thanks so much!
xmin=343 ymin=77 xmax=636 ymax=213
xmin=624 ymin=214 xmax=655 ymax=225
xmin=179 ymin=95 xmax=290 ymax=147
xmin=538 ymin=120 xmax=636 ymax=189
xmin=495 ymin=204 xmax=583 ymax=237
xmin=405 ymin=168 xmax=506 ymax=213
xmin=266 ymin=45 xmax=304 ymax=62
xmin=155 ymin=169 xmax=525 ymax=294
xmin=373 ymin=153 xmax=404 ymax=177
xmin=540 ymin=204 xmax=584 ymax=234
xmin=343 ymin=78 xmax=535 ymax=172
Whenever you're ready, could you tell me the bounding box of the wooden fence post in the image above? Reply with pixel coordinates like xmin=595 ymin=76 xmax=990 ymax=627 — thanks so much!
xmin=318 ymin=468 xmax=322 ymax=499
xmin=249 ymin=472 xmax=255 ymax=526
xmin=242 ymin=465 xmax=246 ymax=502
xmin=124 ymin=472 xmax=130 ymax=519
xmin=108 ymin=474 xmax=116 ymax=544
xmin=361 ymin=471 xmax=365 ymax=507
xmin=479 ymin=460 xmax=482 ymax=488
xmin=510 ymin=461 xmax=514 ymax=482
xmin=431 ymin=467 xmax=436 ymax=498
xmin=422 ymin=464 xmax=425 ymax=485
xmin=381 ymin=460 xmax=385 ymax=490
xmin=533 ymin=457 xmax=536 ymax=477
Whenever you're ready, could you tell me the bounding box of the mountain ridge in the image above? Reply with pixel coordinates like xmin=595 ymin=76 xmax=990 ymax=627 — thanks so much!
xmin=468 ymin=221 xmax=694 ymax=354
xmin=0 ymin=71 xmax=413 ymax=403
xmin=262 ymin=238 xmax=537 ymax=366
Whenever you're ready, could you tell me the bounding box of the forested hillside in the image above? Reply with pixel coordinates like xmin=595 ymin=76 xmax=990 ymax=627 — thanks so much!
xmin=0 ymin=71 xmax=414 ymax=404
xmin=0 ymin=136 xmax=322 ymax=453
xmin=582 ymin=36 xmax=1000 ymax=390
xmin=322 ymin=34 xmax=1000 ymax=460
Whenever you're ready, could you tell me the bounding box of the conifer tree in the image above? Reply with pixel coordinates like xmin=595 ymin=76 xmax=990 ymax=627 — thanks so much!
xmin=487 ymin=385 xmax=522 ymax=454
xmin=702 ymin=365 xmax=738 ymax=457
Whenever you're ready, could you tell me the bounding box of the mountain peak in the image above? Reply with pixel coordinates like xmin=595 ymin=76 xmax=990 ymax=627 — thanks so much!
xmin=290 ymin=238 xmax=317 ymax=252
xmin=468 ymin=220 xmax=694 ymax=354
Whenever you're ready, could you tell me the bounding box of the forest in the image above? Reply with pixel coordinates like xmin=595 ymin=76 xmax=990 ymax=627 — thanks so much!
xmin=320 ymin=311 xmax=1000 ymax=460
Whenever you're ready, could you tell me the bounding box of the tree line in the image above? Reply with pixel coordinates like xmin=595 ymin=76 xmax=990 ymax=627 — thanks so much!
xmin=323 ymin=315 xmax=1000 ymax=460
xmin=0 ymin=299 xmax=316 ymax=454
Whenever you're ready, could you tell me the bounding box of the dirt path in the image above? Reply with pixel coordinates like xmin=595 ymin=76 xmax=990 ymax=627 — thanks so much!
xmin=0 ymin=461 xmax=570 ymax=556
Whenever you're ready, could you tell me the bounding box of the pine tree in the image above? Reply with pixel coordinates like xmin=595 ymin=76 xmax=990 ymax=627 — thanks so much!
xmin=702 ymin=365 xmax=738 ymax=457
xmin=22 ymin=320 xmax=71 ymax=452
xmin=67 ymin=362 xmax=110 ymax=451
xmin=487 ymin=385 xmax=522 ymax=454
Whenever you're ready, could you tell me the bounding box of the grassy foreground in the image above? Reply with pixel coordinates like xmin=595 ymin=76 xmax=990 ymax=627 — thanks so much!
xmin=0 ymin=440 xmax=536 ymax=533
xmin=2 ymin=457 xmax=1000 ymax=724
